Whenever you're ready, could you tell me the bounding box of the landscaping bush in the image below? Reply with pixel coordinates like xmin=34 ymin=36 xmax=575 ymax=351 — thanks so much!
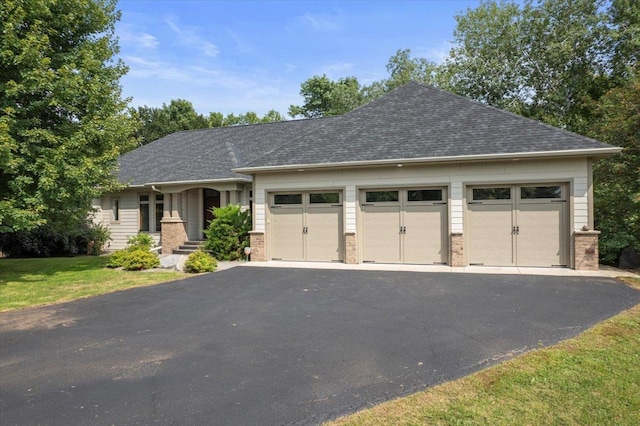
xmin=106 ymin=233 xmax=159 ymax=270
xmin=86 ymin=222 xmax=112 ymax=256
xmin=126 ymin=233 xmax=154 ymax=250
xmin=105 ymin=249 xmax=130 ymax=268
xmin=0 ymin=220 xmax=110 ymax=257
xmin=184 ymin=249 xmax=217 ymax=273
xmin=203 ymin=204 xmax=251 ymax=261
xmin=119 ymin=248 xmax=160 ymax=271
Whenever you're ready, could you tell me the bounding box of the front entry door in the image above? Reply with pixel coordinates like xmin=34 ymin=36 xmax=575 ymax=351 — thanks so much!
xmin=203 ymin=189 xmax=220 ymax=230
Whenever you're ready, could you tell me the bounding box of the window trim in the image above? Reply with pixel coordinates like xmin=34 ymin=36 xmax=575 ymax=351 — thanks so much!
xmin=111 ymin=198 xmax=120 ymax=223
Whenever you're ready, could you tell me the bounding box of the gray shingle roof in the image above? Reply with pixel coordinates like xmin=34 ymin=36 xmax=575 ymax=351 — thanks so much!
xmin=118 ymin=81 xmax=616 ymax=185
xmin=240 ymin=81 xmax=615 ymax=170
xmin=117 ymin=117 xmax=335 ymax=185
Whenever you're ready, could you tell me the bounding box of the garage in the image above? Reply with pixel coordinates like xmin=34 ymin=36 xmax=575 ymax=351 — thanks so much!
xmin=360 ymin=188 xmax=448 ymax=264
xmin=467 ymin=185 xmax=568 ymax=267
xmin=269 ymin=191 xmax=343 ymax=262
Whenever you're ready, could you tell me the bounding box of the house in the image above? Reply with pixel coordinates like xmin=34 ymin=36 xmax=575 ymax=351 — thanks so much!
xmin=94 ymin=82 xmax=620 ymax=270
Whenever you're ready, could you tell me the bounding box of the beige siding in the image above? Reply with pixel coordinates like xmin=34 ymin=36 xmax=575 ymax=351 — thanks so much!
xmin=95 ymin=189 xmax=160 ymax=250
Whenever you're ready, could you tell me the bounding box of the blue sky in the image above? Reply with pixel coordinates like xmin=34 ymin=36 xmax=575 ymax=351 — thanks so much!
xmin=115 ymin=0 xmax=482 ymax=116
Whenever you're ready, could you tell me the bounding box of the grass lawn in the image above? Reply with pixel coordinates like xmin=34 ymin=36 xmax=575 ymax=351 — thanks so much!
xmin=330 ymin=276 xmax=640 ymax=426
xmin=0 ymin=256 xmax=185 ymax=312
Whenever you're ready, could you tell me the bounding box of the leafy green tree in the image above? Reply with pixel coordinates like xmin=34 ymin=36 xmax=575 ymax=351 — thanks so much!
xmin=133 ymin=99 xmax=208 ymax=146
xmin=208 ymin=109 xmax=284 ymax=127
xmin=382 ymin=49 xmax=442 ymax=91
xmin=444 ymin=0 xmax=613 ymax=130
xmin=0 ymin=0 xmax=136 ymax=234
xmin=591 ymin=72 xmax=640 ymax=264
xmin=289 ymin=75 xmax=365 ymax=118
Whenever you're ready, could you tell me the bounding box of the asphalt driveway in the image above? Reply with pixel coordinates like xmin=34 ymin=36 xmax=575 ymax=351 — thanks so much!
xmin=1 ymin=267 xmax=639 ymax=425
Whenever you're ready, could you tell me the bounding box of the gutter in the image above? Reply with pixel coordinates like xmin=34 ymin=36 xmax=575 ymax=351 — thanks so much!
xmin=141 ymin=177 xmax=252 ymax=186
xmin=233 ymin=147 xmax=622 ymax=174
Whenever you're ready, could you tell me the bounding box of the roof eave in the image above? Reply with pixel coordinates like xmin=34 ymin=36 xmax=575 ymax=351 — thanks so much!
xmin=121 ymin=177 xmax=253 ymax=187
xmin=233 ymin=147 xmax=622 ymax=174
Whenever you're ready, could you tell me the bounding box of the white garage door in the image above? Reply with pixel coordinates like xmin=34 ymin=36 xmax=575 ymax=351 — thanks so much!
xmin=269 ymin=192 xmax=343 ymax=262
xmin=467 ymin=185 xmax=568 ymax=267
xmin=360 ymin=188 xmax=448 ymax=264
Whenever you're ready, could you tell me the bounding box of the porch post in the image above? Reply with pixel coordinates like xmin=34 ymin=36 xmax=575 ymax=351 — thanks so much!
xmin=161 ymin=191 xmax=187 ymax=255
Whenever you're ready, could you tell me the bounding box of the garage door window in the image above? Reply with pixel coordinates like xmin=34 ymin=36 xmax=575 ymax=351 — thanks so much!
xmin=274 ymin=194 xmax=302 ymax=205
xmin=310 ymin=192 xmax=340 ymax=204
xmin=366 ymin=191 xmax=399 ymax=202
xmin=407 ymin=189 xmax=442 ymax=202
xmin=472 ymin=187 xmax=511 ymax=200
xmin=521 ymin=186 xmax=562 ymax=199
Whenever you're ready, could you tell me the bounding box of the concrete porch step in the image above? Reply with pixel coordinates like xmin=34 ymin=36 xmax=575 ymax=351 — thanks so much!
xmin=172 ymin=240 xmax=205 ymax=255
xmin=183 ymin=240 xmax=205 ymax=246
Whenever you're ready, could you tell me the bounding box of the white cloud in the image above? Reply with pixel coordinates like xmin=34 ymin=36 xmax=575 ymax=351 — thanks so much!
xmin=302 ymin=12 xmax=341 ymax=32
xmin=123 ymin=55 xmax=190 ymax=81
xmin=413 ymin=41 xmax=453 ymax=64
xmin=117 ymin=25 xmax=159 ymax=49
xmin=316 ymin=62 xmax=355 ymax=78
xmin=165 ymin=17 xmax=220 ymax=57
xmin=284 ymin=63 xmax=297 ymax=73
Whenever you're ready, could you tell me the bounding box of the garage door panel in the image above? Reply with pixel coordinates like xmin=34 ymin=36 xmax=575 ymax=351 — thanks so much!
xmin=362 ymin=205 xmax=402 ymax=263
xmin=404 ymin=205 xmax=447 ymax=264
xmin=467 ymin=184 xmax=567 ymax=268
xmin=468 ymin=203 xmax=514 ymax=266
xmin=307 ymin=205 xmax=343 ymax=262
xmin=270 ymin=207 xmax=304 ymax=261
xmin=517 ymin=203 xmax=564 ymax=267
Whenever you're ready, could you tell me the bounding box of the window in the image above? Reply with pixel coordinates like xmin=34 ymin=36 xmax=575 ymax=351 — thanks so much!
xmin=472 ymin=187 xmax=511 ymax=200
xmin=521 ymin=186 xmax=561 ymax=199
xmin=154 ymin=194 xmax=164 ymax=232
xmin=139 ymin=194 xmax=150 ymax=232
xmin=111 ymin=198 xmax=120 ymax=222
xmin=274 ymin=194 xmax=302 ymax=205
xmin=365 ymin=191 xmax=399 ymax=202
xmin=407 ymin=189 xmax=442 ymax=202
xmin=309 ymin=192 xmax=340 ymax=204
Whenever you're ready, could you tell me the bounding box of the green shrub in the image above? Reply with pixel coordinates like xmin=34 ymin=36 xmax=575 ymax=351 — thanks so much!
xmin=184 ymin=249 xmax=217 ymax=273
xmin=127 ymin=233 xmax=154 ymax=250
xmin=0 ymin=219 xmax=111 ymax=258
xmin=120 ymin=248 xmax=160 ymax=271
xmin=203 ymin=204 xmax=251 ymax=261
xmin=105 ymin=249 xmax=130 ymax=268
xmin=86 ymin=222 xmax=111 ymax=256
xmin=105 ymin=233 xmax=159 ymax=270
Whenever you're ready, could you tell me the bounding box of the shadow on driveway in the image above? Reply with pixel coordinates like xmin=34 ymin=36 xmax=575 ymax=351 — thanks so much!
xmin=1 ymin=267 xmax=639 ymax=425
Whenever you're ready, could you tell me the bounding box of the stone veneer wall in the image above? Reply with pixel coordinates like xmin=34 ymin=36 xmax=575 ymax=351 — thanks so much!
xmin=161 ymin=220 xmax=187 ymax=255
xmin=450 ymin=232 xmax=464 ymax=267
xmin=249 ymin=231 xmax=266 ymax=261
xmin=574 ymin=230 xmax=600 ymax=270
xmin=345 ymin=232 xmax=357 ymax=264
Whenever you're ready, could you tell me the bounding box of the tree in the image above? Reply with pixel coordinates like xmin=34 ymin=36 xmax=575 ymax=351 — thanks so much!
xmin=133 ymin=99 xmax=208 ymax=146
xmin=382 ymin=49 xmax=442 ymax=91
xmin=210 ymin=110 xmax=285 ymax=127
xmin=0 ymin=0 xmax=136 ymax=234
xmin=289 ymin=75 xmax=365 ymax=118
xmin=591 ymin=72 xmax=640 ymax=264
